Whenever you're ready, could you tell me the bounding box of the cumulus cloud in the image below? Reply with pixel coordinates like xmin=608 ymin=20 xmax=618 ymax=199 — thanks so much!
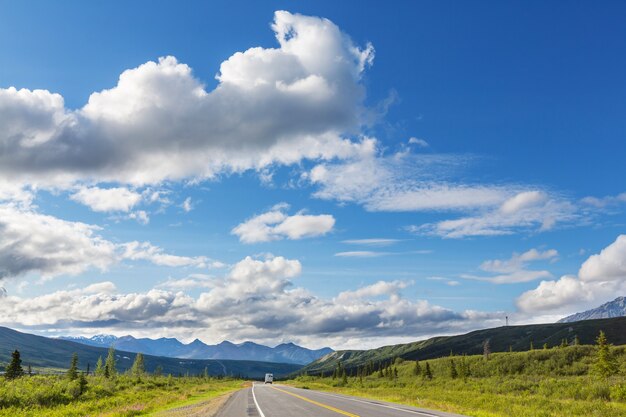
xmin=0 ymin=204 xmax=217 ymax=281
xmin=0 ymin=11 xmax=373 ymax=190
xmin=461 ymin=248 xmax=558 ymax=284
xmin=232 ymin=204 xmax=335 ymax=243
xmin=71 ymin=186 xmax=142 ymax=212
xmin=0 ymin=255 xmax=503 ymax=347
xmin=0 ymin=204 xmax=117 ymax=280
xmin=517 ymin=235 xmax=626 ymax=314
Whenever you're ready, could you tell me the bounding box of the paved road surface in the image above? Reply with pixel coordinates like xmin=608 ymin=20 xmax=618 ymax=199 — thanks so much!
xmin=215 ymin=383 xmax=469 ymax=417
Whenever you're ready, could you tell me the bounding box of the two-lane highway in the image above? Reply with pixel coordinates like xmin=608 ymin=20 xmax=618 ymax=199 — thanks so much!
xmin=215 ymin=383 xmax=469 ymax=417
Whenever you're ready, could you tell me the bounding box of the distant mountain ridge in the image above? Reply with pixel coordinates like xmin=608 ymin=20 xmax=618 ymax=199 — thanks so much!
xmin=0 ymin=326 xmax=301 ymax=378
xmin=59 ymin=334 xmax=333 ymax=365
xmin=558 ymin=296 xmax=626 ymax=323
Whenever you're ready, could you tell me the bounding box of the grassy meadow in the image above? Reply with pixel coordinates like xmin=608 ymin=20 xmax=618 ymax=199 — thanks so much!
xmin=289 ymin=344 xmax=626 ymax=417
xmin=0 ymin=374 xmax=242 ymax=417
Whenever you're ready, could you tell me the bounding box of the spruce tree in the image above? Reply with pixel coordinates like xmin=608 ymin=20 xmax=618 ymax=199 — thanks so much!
xmin=413 ymin=360 xmax=422 ymax=376
xmin=131 ymin=353 xmax=145 ymax=380
xmin=78 ymin=372 xmax=88 ymax=395
xmin=424 ymin=362 xmax=433 ymax=380
xmin=95 ymin=356 xmax=105 ymax=377
xmin=104 ymin=346 xmax=117 ymax=378
xmin=449 ymin=359 xmax=458 ymax=379
xmin=67 ymin=353 xmax=79 ymax=381
xmin=593 ymin=331 xmax=618 ymax=378
xmin=459 ymin=355 xmax=470 ymax=382
xmin=5 ymin=350 xmax=24 ymax=380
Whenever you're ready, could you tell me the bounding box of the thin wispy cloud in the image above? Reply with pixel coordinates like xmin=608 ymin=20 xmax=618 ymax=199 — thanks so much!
xmin=461 ymin=248 xmax=558 ymax=284
xmin=341 ymin=238 xmax=401 ymax=246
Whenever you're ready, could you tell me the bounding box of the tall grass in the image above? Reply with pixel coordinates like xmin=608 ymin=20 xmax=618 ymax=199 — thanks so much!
xmin=0 ymin=375 xmax=241 ymax=417
xmin=291 ymin=345 xmax=626 ymax=417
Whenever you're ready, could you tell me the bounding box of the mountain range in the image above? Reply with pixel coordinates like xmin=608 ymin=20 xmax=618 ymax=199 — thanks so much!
xmin=59 ymin=334 xmax=333 ymax=365
xmin=297 ymin=316 xmax=626 ymax=375
xmin=0 ymin=326 xmax=301 ymax=378
xmin=558 ymin=296 xmax=626 ymax=323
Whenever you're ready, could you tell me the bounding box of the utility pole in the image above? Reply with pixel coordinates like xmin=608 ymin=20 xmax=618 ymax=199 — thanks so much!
xmin=505 ymin=315 xmax=509 ymax=326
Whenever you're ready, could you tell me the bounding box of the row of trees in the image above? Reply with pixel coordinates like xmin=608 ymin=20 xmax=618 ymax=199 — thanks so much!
xmin=4 ymin=347 xmax=146 ymax=383
xmin=315 ymin=331 xmax=621 ymax=382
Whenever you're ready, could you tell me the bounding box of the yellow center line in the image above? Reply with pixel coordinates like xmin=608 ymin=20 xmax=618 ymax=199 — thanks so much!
xmin=270 ymin=386 xmax=360 ymax=417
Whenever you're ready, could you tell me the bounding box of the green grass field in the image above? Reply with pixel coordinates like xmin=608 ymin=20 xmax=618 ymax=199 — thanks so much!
xmin=0 ymin=375 xmax=242 ymax=417
xmin=288 ymin=345 xmax=626 ymax=417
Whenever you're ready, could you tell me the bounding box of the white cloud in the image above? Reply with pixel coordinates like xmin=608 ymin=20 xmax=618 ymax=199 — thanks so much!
xmin=336 ymin=280 xmax=411 ymax=301
xmin=427 ymin=276 xmax=461 ymax=287
xmin=341 ymin=238 xmax=401 ymax=246
xmin=0 ymin=255 xmax=503 ymax=346
xmin=120 ymin=241 xmax=209 ymax=268
xmin=0 ymin=11 xmax=373 ymax=189
xmin=408 ymin=137 xmax=429 ymax=147
xmin=232 ymin=205 xmax=335 ymax=243
xmin=416 ymin=191 xmax=578 ymax=238
xmin=581 ymin=192 xmax=626 ymax=209
xmin=461 ymin=248 xmax=558 ymax=284
xmin=156 ymin=274 xmax=216 ymax=290
xmin=0 ymin=204 xmax=217 ymax=281
xmin=71 ymin=186 xmax=142 ymax=212
xmin=499 ymin=191 xmax=547 ymax=215
xmin=480 ymin=248 xmax=558 ymax=273
xmin=307 ymin=150 xmax=509 ymax=212
xmin=0 ymin=204 xmax=117 ymax=280
xmin=181 ymin=197 xmax=193 ymax=212
xmin=517 ymin=235 xmax=626 ymax=314
xmin=307 ymin=147 xmax=587 ymax=240
xmin=127 ymin=210 xmax=150 ymax=225
xmin=0 ymin=181 xmax=34 ymax=207
xmin=334 ymin=251 xmax=388 ymax=258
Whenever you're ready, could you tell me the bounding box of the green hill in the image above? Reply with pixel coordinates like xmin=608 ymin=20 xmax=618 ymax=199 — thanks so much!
xmin=0 ymin=326 xmax=301 ymax=378
xmin=299 ymin=317 xmax=626 ymax=375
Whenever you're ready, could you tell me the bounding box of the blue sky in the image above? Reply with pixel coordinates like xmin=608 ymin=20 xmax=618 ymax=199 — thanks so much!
xmin=0 ymin=1 xmax=625 ymax=349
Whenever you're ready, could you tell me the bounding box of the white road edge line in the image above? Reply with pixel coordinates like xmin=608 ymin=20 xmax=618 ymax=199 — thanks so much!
xmin=291 ymin=387 xmax=437 ymax=417
xmin=252 ymin=383 xmax=267 ymax=417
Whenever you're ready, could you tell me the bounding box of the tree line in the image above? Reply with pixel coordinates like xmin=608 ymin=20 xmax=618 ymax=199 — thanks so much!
xmin=304 ymin=331 xmax=621 ymax=382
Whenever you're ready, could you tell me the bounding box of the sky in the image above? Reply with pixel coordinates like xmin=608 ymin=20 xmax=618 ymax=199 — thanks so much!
xmin=0 ymin=0 xmax=625 ymax=350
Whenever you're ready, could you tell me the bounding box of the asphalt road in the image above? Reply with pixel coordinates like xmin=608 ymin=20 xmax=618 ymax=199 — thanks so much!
xmin=214 ymin=383 xmax=469 ymax=417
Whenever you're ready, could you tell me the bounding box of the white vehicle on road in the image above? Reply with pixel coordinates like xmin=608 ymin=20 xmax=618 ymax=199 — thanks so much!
xmin=264 ymin=373 xmax=273 ymax=384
